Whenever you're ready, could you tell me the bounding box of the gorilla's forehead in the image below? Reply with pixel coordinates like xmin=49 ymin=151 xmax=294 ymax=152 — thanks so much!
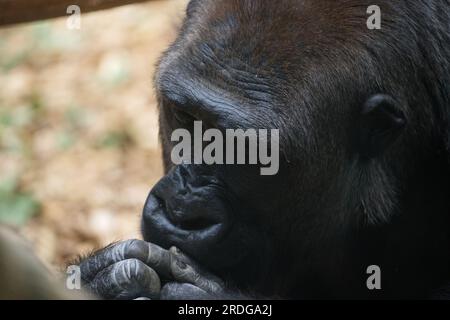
xmin=157 ymin=0 xmax=386 ymax=110
xmin=181 ymin=0 xmax=379 ymax=68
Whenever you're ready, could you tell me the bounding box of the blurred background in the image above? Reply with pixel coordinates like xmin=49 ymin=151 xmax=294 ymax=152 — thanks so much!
xmin=0 ymin=0 xmax=186 ymax=269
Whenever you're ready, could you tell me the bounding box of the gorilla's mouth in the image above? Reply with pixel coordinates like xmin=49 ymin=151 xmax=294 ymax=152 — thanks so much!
xmin=152 ymin=193 xmax=220 ymax=231
xmin=144 ymin=191 xmax=226 ymax=246
xmin=141 ymin=165 xmax=251 ymax=271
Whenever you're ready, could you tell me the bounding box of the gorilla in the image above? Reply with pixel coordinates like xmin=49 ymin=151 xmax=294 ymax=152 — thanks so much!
xmin=77 ymin=0 xmax=450 ymax=299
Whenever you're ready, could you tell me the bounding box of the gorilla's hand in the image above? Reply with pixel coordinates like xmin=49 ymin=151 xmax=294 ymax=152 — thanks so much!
xmin=77 ymin=240 xmax=239 ymax=300
xmin=78 ymin=239 xmax=172 ymax=300
xmin=160 ymin=247 xmax=240 ymax=300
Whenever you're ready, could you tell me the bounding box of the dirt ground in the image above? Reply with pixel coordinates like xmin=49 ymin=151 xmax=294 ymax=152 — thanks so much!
xmin=0 ymin=0 xmax=187 ymax=268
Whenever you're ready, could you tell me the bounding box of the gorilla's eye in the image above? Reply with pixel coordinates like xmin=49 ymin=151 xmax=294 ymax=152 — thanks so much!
xmin=173 ymin=108 xmax=197 ymax=125
xmin=358 ymin=94 xmax=406 ymax=159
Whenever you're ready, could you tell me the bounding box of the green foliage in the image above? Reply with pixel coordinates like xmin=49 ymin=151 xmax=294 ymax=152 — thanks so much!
xmin=56 ymin=130 xmax=76 ymax=150
xmin=97 ymin=130 xmax=134 ymax=149
xmin=1 ymin=49 xmax=32 ymax=72
xmin=0 ymin=94 xmax=43 ymax=155
xmin=0 ymin=177 xmax=40 ymax=226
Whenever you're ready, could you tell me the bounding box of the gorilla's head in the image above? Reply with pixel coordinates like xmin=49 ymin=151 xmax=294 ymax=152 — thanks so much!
xmin=142 ymin=0 xmax=449 ymax=296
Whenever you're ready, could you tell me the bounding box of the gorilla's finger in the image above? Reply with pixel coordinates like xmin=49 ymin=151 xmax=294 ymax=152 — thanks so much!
xmin=86 ymin=259 xmax=161 ymax=300
xmin=160 ymin=283 xmax=210 ymax=300
xmin=169 ymin=246 xmax=207 ymax=272
xmin=80 ymin=239 xmax=172 ymax=282
xmin=169 ymin=247 xmax=225 ymax=293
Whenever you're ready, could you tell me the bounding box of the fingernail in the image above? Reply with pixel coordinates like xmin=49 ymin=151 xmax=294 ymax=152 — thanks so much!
xmin=176 ymin=260 xmax=187 ymax=269
xmin=170 ymin=246 xmax=180 ymax=254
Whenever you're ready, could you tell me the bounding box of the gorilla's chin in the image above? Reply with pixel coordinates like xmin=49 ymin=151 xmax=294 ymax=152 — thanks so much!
xmin=141 ymin=165 xmax=258 ymax=273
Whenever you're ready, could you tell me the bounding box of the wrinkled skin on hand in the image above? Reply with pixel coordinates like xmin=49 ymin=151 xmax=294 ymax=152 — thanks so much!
xmin=78 ymin=239 xmax=230 ymax=300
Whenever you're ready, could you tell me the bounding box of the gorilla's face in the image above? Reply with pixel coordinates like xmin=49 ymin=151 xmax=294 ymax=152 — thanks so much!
xmin=142 ymin=0 xmax=408 ymax=294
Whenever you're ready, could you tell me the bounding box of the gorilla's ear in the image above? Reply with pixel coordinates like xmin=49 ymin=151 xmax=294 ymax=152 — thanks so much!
xmin=358 ymin=94 xmax=406 ymax=159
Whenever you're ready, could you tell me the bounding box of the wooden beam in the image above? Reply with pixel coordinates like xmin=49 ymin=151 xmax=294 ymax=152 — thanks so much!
xmin=0 ymin=0 xmax=157 ymax=26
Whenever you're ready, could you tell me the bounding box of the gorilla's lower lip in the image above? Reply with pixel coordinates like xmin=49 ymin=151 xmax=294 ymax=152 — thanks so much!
xmin=143 ymin=193 xmax=225 ymax=244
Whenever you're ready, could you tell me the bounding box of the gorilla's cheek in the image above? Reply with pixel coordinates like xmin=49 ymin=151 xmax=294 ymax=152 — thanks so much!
xmin=142 ymin=165 xmax=261 ymax=272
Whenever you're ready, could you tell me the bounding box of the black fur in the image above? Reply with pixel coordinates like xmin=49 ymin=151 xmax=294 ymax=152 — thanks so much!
xmin=79 ymin=0 xmax=450 ymax=300
xmin=148 ymin=0 xmax=450 ymax=299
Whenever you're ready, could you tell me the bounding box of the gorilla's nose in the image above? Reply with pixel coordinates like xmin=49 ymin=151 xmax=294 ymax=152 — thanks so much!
xmin=142 ymin=165 xmax=230 ymax=253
